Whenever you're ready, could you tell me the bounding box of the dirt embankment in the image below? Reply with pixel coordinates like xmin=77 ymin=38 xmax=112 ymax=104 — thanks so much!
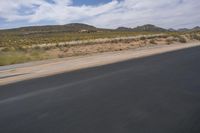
xmin=45 ymin=33 xmax=200 ymax=58
xmin=1 ymin=42 xmax=200 ymax=86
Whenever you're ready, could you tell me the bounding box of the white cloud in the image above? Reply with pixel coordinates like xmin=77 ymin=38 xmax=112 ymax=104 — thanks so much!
xmin=0 ymin=0 xmax=199 ymax=29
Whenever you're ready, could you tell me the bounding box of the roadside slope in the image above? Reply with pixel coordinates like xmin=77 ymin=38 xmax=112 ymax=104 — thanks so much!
xmin=0 ymin=42 xmax=200 ymax=85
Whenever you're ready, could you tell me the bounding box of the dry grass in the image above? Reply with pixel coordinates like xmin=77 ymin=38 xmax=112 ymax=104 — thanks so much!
xmin=0 ymin=50 xmax=48 ymax=66
xmin=0 ymin=33 xmax=199 ymax=66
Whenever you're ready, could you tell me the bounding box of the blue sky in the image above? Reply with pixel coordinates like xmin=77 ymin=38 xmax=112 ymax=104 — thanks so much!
xmin=0 ymin=0 xmax=200 ymax=29
xmin=73 ymin=0 xmax=112 ymax=6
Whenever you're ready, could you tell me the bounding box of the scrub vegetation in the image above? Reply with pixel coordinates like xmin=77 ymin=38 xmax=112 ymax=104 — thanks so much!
xmin=0 ymin=23 xmax=200 ymax=66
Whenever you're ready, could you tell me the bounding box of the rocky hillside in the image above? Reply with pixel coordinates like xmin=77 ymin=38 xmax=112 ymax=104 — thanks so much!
xmin=132 ymin=24 xmax=167 ymax=32
xmin=0 ymin=23 xmax=100 ymax=35
xmin=116 ymin=24 xmax=167 ymax=32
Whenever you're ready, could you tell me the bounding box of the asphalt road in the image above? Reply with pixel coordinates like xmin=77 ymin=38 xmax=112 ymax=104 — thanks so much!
xmin=0 ymin=46 xmax=200 ymax=133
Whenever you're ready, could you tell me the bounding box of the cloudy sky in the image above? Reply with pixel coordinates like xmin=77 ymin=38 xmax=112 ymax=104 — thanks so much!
xmin=0 ymin=0 xmax=199 ymax=29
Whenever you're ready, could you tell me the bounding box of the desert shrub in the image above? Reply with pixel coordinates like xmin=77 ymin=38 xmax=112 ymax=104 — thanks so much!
xmin=147 ymin=36 xmax=156 ymax=39
xmin=172 ymin=37 xmax=179 ymax=42
xmin=43 ymin=46 xmax=52 ymax=50
xmin=149 ymin=39 xmax=157 ymax=44
xmin=170 ymin=33 xmax=180 ymax=38
xmin=191 ymin=34 xmax=200 ymax=40
xmin=58 ymin=46 xmax=66 ymax=51
xmin=166 ymin=39 xmax=173 ymax=45
xmin=15 ymin=46 xmax=29 ymax=52
xmin=161 ymin=35 xmax=169 ymax=38
xmin=1 ymin=47 xmax=16 ymax=52
xmin=55 ymin=43 xmax=60 ymax=48
xmin=58 ymin=54 xmax=65 ymax=58
xmin=122 ymin=39 xmax=132 ymax=43
xmin=140 ymin=36 xmax=146 ymax=40
xmin=178 ymin=36 xmax=187 ymax=43
xmin=110 ymin=40 xmax=119 ymax=44
xmin=34 ymin=46 xmax=41 ymax=50
xmin=185 ymin=34 xmax=191 ymax=39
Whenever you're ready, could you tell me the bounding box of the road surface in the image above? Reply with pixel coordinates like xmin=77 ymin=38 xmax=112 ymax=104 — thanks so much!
xmin=0 ymin=46 xmax=200 ymax=133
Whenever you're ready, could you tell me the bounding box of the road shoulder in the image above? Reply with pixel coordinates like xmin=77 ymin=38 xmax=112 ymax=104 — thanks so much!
xmin=0 ymin=42 xmax=200 ymax=86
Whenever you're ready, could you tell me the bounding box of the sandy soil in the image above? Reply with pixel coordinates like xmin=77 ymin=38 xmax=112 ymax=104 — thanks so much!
xmin=0 ymin=42 xmax=200 ymax=86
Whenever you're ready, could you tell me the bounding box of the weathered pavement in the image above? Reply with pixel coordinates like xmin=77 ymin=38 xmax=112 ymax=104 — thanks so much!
xmin=0 ymin=45 xmax=200 ymax=133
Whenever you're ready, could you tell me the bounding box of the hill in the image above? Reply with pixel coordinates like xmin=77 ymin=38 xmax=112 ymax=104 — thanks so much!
xmin=0 ymin=23 xmax=200 ymax=48
xmin=177 ymin=26 xmax=200 ymax=32
xmin=191 ymin=26 xmax=200 ymax=32
xmin=1 ymin=23 xmax=200 ymax=34
xmin=116 ymin=27 xmax=133 ymax=31
xmin=132 ymin=24 xmax=167 ymax=32
xmin=116 ymin=24 xmax=167 ymax=32
xmin=0 ymin=23 xmax=100 ymax=35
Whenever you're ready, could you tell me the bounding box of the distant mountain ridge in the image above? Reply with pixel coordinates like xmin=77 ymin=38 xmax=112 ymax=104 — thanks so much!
xmin=132 ymin=24 xmax=167 ymax=32
xmin=116 ymin=24 xmax=167 ymax=32
xmin=116 ymin=27 xmax=133 ymax=31
xmin=116 ymin=24 xmax=200 ymax=32
xmin=0 ymin=23 xmax=200 ymax=34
